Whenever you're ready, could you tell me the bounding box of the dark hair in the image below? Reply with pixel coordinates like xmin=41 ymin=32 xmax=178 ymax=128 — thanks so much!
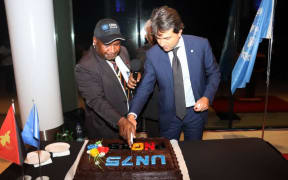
xmin=150 ymin=6 xmax=184 ymax=35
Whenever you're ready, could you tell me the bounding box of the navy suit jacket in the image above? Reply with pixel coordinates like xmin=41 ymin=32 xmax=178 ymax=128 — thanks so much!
xmin=130 ymin=35 xmax=220 ymax=131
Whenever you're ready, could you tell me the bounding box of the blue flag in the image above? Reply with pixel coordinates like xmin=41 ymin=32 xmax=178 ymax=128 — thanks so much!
xmin=21 ymin=104 xmax=40 ymax=148
xmin=231 ymin=0 xmax=274 ymax=94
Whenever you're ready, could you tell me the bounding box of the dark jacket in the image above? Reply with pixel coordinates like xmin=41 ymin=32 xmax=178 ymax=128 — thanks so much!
xmin=75 ymin=46 xmax=130 ymax=138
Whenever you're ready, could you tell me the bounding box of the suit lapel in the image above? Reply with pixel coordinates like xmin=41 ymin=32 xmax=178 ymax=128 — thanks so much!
xmin=92 ymin=50 xmax=127 ymax=100
xmin=183 ymin=36 xmax=196 ymax=89
xmin=159 ymin=50 xmax=174 ymax=90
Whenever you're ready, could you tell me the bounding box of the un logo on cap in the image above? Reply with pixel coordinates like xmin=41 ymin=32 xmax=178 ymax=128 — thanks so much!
xmin=101 ymin=24 xmax=109 ymax=31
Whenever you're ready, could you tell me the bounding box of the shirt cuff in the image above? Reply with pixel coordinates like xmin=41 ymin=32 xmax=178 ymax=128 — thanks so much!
xmin=128 ymin=112 xmax=137 ymax=119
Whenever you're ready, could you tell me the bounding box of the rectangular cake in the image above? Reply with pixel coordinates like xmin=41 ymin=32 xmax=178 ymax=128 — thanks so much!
xmin=74 ymin=138 xmax=183 ymax=180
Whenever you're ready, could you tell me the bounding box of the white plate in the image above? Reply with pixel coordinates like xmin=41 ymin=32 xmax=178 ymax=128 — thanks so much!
xmin=35 ymin=176 xmax=49 ymax=180
xmin=45 ymin=142 xmax=70 ymax=153
xmin=24 ymin=150 xmax=51 ymax=165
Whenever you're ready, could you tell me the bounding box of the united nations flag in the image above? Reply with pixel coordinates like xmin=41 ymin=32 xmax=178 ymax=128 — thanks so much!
xmin=231 ymin=0 xmax=275 ymax=94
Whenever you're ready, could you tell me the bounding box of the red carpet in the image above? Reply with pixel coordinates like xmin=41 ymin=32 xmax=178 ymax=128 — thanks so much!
xmin=282 ymin=154 xmax=288 ymax=160
xmin=212 ymin=96 xmax=288 ymax=113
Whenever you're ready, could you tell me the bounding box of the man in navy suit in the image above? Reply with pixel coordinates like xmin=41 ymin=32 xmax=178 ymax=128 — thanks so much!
xmin=128 ymin=6 xmax=220 ymax=141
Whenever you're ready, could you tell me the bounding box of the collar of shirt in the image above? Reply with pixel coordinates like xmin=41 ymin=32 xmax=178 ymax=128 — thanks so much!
xmin=175 ymin=35 xmax=184 ymax=50
xmin=168 ymin=36 xmax=185 ymax=65
xmin=106 ymin=59 xmax=119 ymax=75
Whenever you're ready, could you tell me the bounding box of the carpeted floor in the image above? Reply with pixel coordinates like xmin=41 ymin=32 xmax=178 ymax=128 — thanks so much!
xmin=212 ymin=96 xmax=288 ymax=113
xmin=282 ymin=154 xmax=288 ymax=160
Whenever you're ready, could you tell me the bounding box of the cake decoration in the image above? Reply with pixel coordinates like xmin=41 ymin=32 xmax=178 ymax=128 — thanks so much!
xmin=145 ymin=142 xmax=155 ymax=150
xmin=151 ymin=155 xmax=166 ymax=165
xmin=105 ymin=156 xmax=121 ymax=166
xmin=121 ymin=156 xmax=133 ymax=166
xmin=131 ymin=142 xmax=156 ymax=151
xmin=86 ymin=140 xmax=109 ymax=168
xmin=136 ymin=155 xmax=149 ymax=166
xmin=131 ymin=142 xmax=144 ymax=151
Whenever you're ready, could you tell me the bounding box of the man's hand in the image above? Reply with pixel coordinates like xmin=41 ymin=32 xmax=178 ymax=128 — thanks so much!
xmin=194 ymin=97 xmax=209 ymax=112
xmin=127 ymin=72 xmax=141 ymax=89
xmin=127 ymin=114 xmax=137 ymax=129
xmin=118 ymin=117 xmax=136 ymax=148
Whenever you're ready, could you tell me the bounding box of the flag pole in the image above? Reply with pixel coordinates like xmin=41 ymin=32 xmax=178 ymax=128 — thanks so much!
xmin=261 ymin=0 xmax=276 ymax=139
xmin=11 ymin=98 xmax=23 ymax=179
xmin=11 ymin=99 xmax=23 ymax=180
xmin=261 ymin=38 xmax=272 ymax=139
xmin=11 ymin=99 xmax=28 ymax=180
xmin=37 ymin=149 xmax=43 ymax=180
xmin=33 ymin=100 xmax=43 ymax=180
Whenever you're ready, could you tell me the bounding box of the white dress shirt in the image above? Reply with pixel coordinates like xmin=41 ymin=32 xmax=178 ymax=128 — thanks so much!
xmin=168 ymin=36 xmax=196 ymax=107
xmin=106 ymin=57 xmax=129 ymax=110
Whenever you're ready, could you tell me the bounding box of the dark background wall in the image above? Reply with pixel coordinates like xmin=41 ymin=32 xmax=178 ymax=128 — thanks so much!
xmin=72 ymin=0 xmax=233 ymax=60
xmin=70 ymin=0 xmax=281 ymax=70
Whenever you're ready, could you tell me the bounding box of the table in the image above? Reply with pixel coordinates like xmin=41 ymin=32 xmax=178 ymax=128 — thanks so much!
xmin=0 ymin=141 xmax=83 ymax=180
xmin=1 ymin=138 xmax=287 ymax=180
xmin=179 ymin=138 xmax=288 ymax=180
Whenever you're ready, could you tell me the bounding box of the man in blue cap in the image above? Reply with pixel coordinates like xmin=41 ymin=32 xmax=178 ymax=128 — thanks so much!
xmin=75 ymin=19 xmax=135 ymax=146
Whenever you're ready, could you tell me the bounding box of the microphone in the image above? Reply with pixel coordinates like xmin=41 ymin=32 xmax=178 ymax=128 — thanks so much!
xmin=130 ymin=59 xmax=143 ymax=81
xmin=130 ymin=59 xmax=143 ymax=96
